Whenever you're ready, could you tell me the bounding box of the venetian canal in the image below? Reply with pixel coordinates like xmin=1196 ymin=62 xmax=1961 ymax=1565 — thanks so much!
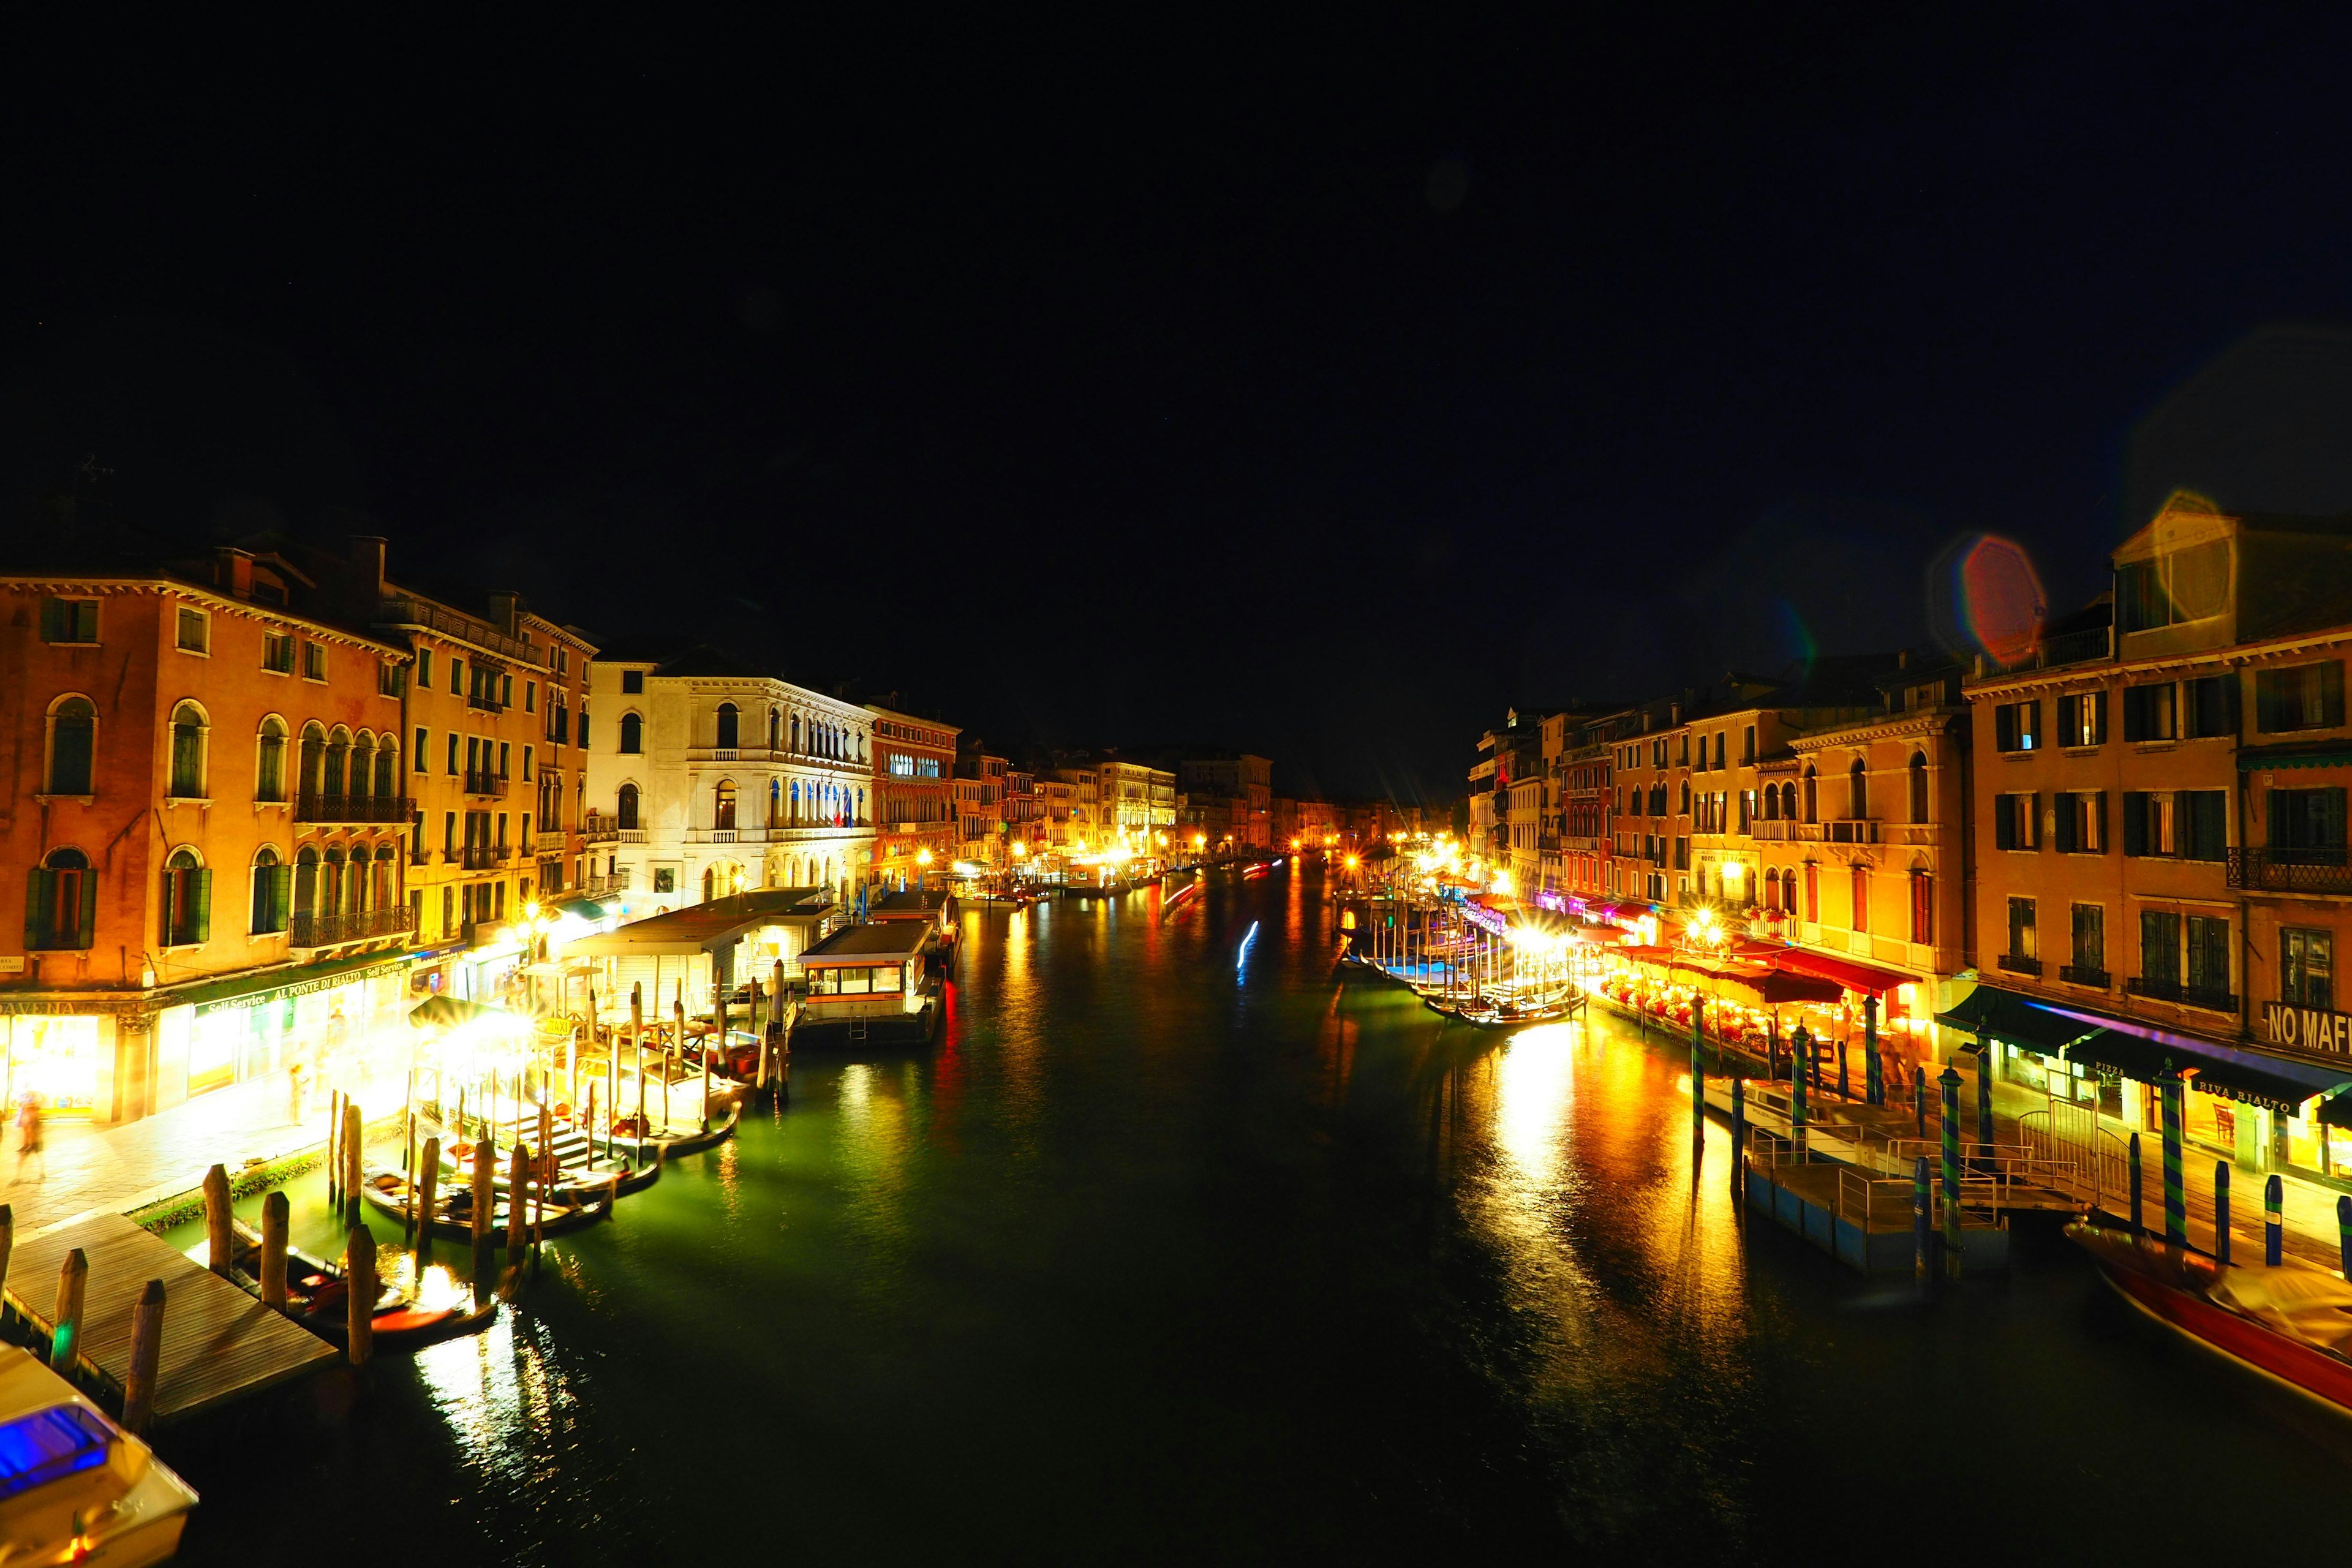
xmin=154 ymin=863 xmax=2352 ymax=1562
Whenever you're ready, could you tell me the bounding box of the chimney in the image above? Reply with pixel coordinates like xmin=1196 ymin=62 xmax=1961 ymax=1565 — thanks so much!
xmin=348 ymin=535 xmax=387 ymax=600
xmin=487 ymin=592 xmax=521 ymax=635
xmin=1898 ymin=648 xmax=1911 ymax=669
xmin=213 ymin=546 xmax=254 ymax=598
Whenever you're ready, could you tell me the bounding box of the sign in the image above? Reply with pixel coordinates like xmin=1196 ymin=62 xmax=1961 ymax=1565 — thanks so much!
xmin=0 ymin=958 xmax=21 ymax=974
xmin=2263 ymin=1001 xmax=2352 ymax=1055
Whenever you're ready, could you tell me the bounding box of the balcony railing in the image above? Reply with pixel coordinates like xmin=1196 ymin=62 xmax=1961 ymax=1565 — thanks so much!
xmin=2058 ymin=964 xmax=2109 ymax=989
xmin=1975 ymin=624 xmax=2114 ymax=679
xmin=379 ymin=595 xmax=541 ymax=665
xmin=1996 ymin=953 xmax=2043 ymax=977
xmin=581 ymin=870 xmax=633 ymax=897
xmin=464 ymin=771 xmax=509 ymax=798
xmin=1825 ymin=820 xmax=1879 ymax=845
xmin=2227 ymin=847 xmax=2352 ymax=895
xmin=466 ymin=690 xmax=507 ymax=714
xmin=618 ymin=828 xmax=648 ymax=843
xmin=290 ymin=906 xmax=415 ymax=948
xmin=535 ymin=831 xmax=566 ymax=853
xmin=295 ymin=793 xmax=413 ymax=825
xmin=459 ymin=844 xmax=510 ymax=870
xmin=2124 ymin=976 xmax=2239 ymax=1012
xmin=582 ymin=822 xmax=620 ymax=844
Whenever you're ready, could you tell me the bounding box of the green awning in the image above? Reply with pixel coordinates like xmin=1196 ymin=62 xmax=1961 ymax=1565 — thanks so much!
xmin=1934 ymin=982 xmax=2108 ymax=1057
xmin=170 ymin=951 xmax=411 ymax=1017
xmin=2073 ymin=1030 xmax=2351 ymax=1114
xmin=2238 ymin=743 xmax=2352 ymax=771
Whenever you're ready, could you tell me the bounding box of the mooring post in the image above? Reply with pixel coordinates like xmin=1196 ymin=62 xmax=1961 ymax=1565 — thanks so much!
xmin=1913 ymin=1065 xmax=1927 ymax=1138
xmin=1690 ymin=999 xmax=1706 ymax=1147
xmin=1913 ymin=1155 xmax=1932 ymax=1281
xmin=1976 ymin=1046 xmax=1996 ymax=1153
xmin=2266 ymin=1174 xmax=2284 ymax=1267
xmin=2128 ymin=1133 xmax=2144 ymax=1236
xmin=1766 ymin=1012 xmax=1780 ymax=1081
xmin=51 ymin=1248 xmax=87 ymax=1372
xmin=342 ymin=1100 xmax=364 ymax=1228
xmin=327 ymin=1090 xmax=343 ymax=1205
xmin=1730 ymin=1073 xmax=1746 ymax=1189
xmin=122 ymin=1280 xmax=165 ymax=1436
xmin=508 ymin=1141 xmax=530 ymax=1264
xmin=472 ymin=1121 xmax=495 ymax=1267
xmin=1863 ymin=993 xmax=1881 ymax=1106
xmin=2339 ymin=1195 xmax=2352 ymax=1280
xmin=345 ymin=1227 xmax=375 ymax=1366
xmin=1837 ymin=1037 xmax=1849 ymax=1101
xmin=2160 ymin=1067 xmax=2187 ymax=1248
xmin=0 ymin=1203 xmax=15 ymax=1329
xmin=202 ymin=1164 xmax=236 ymax=1280
xmin=1939 ymin=1064 xmax=1963 ymax=1280
xmin=2215 ymin=1163 xmax=2231 ymax=1268
xmin=259 ymin=1191 xmax=289 ymax=1311
xmin=416 ymin=1137 xmax=440 ymax=1261
xmin=1790 ymin=1026 xmax=1809 ymax=1157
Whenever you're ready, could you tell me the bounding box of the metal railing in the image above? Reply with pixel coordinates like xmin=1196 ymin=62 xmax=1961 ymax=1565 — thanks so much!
xmin=582 ymin=821 xmax=620 ymax=843
xmin=464 ymin=770 xmax=509 ymax=797
xmin=2058 ymin=963 xmax=2109 ymax=989
xmin=2227 ymin=847 xmax=2352 ymax=895
xmin=290 ymin=906 xmax=415 ymax=948
xmin=379 ymin=595 xmax=541 ymax=665
xmin=1996 ymin=953 xmax=2043 ymax=977
xmin=1975 ymin=624 xmax=2113 ymax=679
xmin=1826 ymin=819 xmax=1879 ymax=844
xmin=535 ymin=831 xmax=566 ymax=853
xmin=2018 ymin=1104 xmax=2130 ymax=1213
xmin=466 ymin=690 xmax=506 ymax=714
xmin=295 ymin=793 xmax=412 ymax=824
xmin=459 ymin=844 xmax=508 ymax=869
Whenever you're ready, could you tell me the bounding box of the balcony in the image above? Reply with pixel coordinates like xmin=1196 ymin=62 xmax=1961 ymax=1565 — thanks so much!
xmin=466 ymin=690 xmax=507 ymax=714
xmin=295 ymin=793 xmax=413 ymax=825
xmin=459 ymin=844 xmax=510 ymax=870
xmin=581 ymin=869 xmax=633 ymax=897
xmin=1973 ymin=624 xmax=2113 ymax=680
xmin=2058 ymin=964 xmax=2109 ymax=989
xmin=535 ymin=830 xmax=566 ymax=854
xmin=290 ymin=906 xmax=415 ymax=949
xmin=2227 ymin=847 xmax=2352 ymax=895
xmin=582 ymin=821 xmax=620 ymax=845
xmin=2124 ymin=976 xmax=2239 ymax=1013
xmin=464 ymin=771 xmax=509 ymax=798
xmin=688 ymin=826 xmax=771 ymax=844
xmin=1996 ymin=953 xmax=2043 ymax=977
xmin=1825 ymin=820 xmax=1879 ymax=845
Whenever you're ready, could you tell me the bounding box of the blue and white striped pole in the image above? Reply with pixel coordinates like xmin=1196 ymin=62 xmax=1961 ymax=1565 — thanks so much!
xmin=2266 ymin=1174 xmax=2284 ymax=1267
xmin=1790 ymin=1025 xmax=1809 ymax=1156
xmin=2215 ymin=1162 xmax=2231 ymax=1267
xmin=1940 ymin=1063 xmax=1963 ymax=1276
xmin=1976 ymin=1044 xmax=1996 ymax=1153
xmin=2160 ymin=1068 xmax=2187 ymax=1248
xmin=1864 ymin=994 xmax=1882 ymax=1106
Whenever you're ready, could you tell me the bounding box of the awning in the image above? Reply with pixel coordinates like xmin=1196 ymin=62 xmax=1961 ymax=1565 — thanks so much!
xmin=1770 ymin=949 xmax=1917 ymax=996
xmin=1935 ymin=983 xmax=2108 ymax=1057
xmin=408 ymin=995 xmax=521 ymax=1030
xmin=2071 ymin=1030 xmax=2352 ymax=1114
xmin=168 ymin=950 xmax=411 ymax=1016
xmin=2238 ymin=743 xmax=2352 ymax=771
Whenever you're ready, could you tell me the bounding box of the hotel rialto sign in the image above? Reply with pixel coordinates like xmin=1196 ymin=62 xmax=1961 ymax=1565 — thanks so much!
xmin=2264 ymin=1001 xmax=2352 ymax=1055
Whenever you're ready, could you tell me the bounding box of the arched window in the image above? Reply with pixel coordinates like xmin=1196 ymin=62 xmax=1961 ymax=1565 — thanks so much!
xmin=374 ymin=846 xmax=397 ymax=913
xmin=299 ymin=722 xmax=326 ymax=801
xmin=26 ymin=848 xmax=94 ymax=950
xmin=322 ymin=847 xmax=346 ymax=919
xmin=46 ymin=696 xmax=96 ymax=796
xmin=324 ymin=726 xmax=352 ymax=797
xmin=1781 ymin=782 xmax=1798 ymax=821
xmin=768 ymin=708 xmax=781 ymax=752
xmin=374 ymin=744 xmax=396 ymax=800
xmin=255 ymin=716 xmax=288 ymax=802
xmin=789 ymin=780 xmax=801 ymax=823
xmin=1851 ymin=864 xmax=1869 ymax=934
xmin=791 ymin=715 xmax=801 ymax=753
xmin=251 ymin=847 xmax=288 ymax=935
xmin=1848 ymin=758 xmax=1868 ymax=821
xmin=769 ymin=778 xmax=782 ymax=827
xmin=620 ymin=712 xmax=644 ymax=755
xmin=1802 ymin=767 xmax=1818 ymax=824
xmin=1803 ymin=862 xmax=1820 ymax=924
xmin=617 ymin=783 xmax=640 ymax=830
xmin=1908 ymin=752 xmax=1929 ymax=824
xmin=716 ymin=703 xmax=739 ymax=750
xmin=856 ymin=787 xmax=865 ymax=823
xmin=715 ymin=779 xmax=738 ymax=830
xmin=161 ymin=847 xmax=210 ymax=946
xmin=169 ymin=702 xmax=208 ymax=798
xmin=294 ymin=846 xmax=320 ymax=921
xmin=1910 ymin=868 xmax=1934 ymax=944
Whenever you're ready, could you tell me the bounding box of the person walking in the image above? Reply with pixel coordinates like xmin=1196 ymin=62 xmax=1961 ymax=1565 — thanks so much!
xmin=15 ymin=1093 xmax=44 ymax=1183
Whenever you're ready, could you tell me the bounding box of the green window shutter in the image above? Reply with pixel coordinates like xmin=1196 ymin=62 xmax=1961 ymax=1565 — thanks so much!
xmin=24 ymin=870 xmax=49 ymax=949
xmin=272 ymin=864 xmax=293 ymax=932
xmin=193 ymin=869 xmax=213 ymax=944
xmin=2122 ymin=793 xmax=2147 ymax=857
xmin=161 ymin=872 xmax=176 ymax=946
xmin=75 ymin=867 xmax=96 ymax=949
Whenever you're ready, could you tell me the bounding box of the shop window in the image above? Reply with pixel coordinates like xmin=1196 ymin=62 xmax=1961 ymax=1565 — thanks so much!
xmin=2283 ymin=928 xmax=2335 ymax=1011
xmin=250 ymin=848 xmax=290 ymax=935
xmin=160 ymin=849 xmax=211 ymax=947
xmin=45 ymin=696 xmax=95 ymax=796
xmin=2184 ymin=674 xmax=2238 ymax=738
xmin=2256 ymin=662 xmax=2345 ymax=733
xmin=1994 ymin=701 xmax=2040 ymax=753
xmin=2267 ymin=787 xmax=2348 ymax=866
xmin=168 ymin=702 xmax=208 ymax=798
xmin=40 ymin=597 xmax=98 ymax=644
xmin=24 ymin=849 xmax=95 ymax=951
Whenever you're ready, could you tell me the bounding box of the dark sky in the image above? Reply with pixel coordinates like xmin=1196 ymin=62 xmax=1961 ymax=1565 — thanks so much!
xmin=13 ymin=12 xmax=2352 ymax=803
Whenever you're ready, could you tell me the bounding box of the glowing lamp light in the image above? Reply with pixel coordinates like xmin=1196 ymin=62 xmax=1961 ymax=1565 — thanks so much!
xmin=916 ymin=848 xmax=934 ymax=866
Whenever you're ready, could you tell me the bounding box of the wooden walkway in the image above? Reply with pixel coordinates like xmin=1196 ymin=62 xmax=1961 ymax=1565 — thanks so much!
xmin=5 ymin=1213 xmax=338 ymax=1426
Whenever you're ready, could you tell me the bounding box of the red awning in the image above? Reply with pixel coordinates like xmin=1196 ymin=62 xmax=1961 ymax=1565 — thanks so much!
xmin=1768 ymin=949 xmax=1915 ymax=995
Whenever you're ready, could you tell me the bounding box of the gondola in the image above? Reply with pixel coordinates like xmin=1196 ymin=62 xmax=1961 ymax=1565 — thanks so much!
xmin=593 ymin=1095 xmax=742 ymax=1161
xmin=360 ymin=1164 xmax=619 ymax=1242
xmin=203 ymin=1217 xmax=500 ymax=1350
xmin=444 ymin=1136 xmax=666 ymax=1200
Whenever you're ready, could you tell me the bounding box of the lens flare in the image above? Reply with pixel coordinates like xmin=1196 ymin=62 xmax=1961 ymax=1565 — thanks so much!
xmin=1956 ymin=533 xmax=2046 ymax=665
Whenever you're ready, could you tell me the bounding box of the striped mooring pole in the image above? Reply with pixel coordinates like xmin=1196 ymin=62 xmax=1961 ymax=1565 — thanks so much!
xmin=2128 ymin=1133 xmax=2143 ymax=1236
xmin=1837 ymin=1038 xmax=1850 ymax=1101
xmin=1940 ymin=1063 xmax=1963 ymax=1278
xmin=2338 ymin=1195 xmax=2352 ymax=1280
xmin=1913 ymin=1155 xmax=1932 ymax=1281
xmin=1691 ymin=999 xmax=1706 ymax=1145
xmin=1913 ymin=1065 xmax=1928 ymax=1137
xmin=1730 ymin=1073 xmax=1746 ymax=1188
xmin=1863 ymin=994 xmax=1882 ymax=1106
xmin=1790 ymin=1025 xmax=1809 ymax=1156
xmin=1976 ymin=1046 xmax=1995 ymax=1152
xmin=2266 ymin=1174 xmax=2283 ymax=1267
xmin=1768 ymin=1012 xmax=1781 ymax=1080
xmin=2215 ymin=1162 xmax=2231 ymax=1267
xmin=2160 ymin=1068 xmax=2187 ymax=1248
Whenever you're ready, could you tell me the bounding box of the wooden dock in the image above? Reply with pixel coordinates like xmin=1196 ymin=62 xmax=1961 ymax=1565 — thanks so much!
xmin=5 ymin=1213 xmax=338 ymax=1425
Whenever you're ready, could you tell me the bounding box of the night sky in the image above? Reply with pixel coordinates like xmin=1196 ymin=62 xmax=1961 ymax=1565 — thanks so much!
xmin=12 ymin=13 xmax=2352 ymax=803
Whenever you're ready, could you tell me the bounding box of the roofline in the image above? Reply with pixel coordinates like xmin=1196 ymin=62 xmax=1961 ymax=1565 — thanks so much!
xmin=0 ymin=575 xmax=410 ymax=658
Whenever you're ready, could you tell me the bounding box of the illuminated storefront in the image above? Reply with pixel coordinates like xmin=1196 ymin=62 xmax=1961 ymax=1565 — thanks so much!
xmin=1 ymin=1014 xmax=107 ymax=1119
xmin=151 ymin=956 xmax=411 ymax=1109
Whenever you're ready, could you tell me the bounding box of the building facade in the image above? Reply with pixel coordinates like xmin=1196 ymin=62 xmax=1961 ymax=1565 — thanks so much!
xmin=869 ymin=704 xmax=960 ymax=886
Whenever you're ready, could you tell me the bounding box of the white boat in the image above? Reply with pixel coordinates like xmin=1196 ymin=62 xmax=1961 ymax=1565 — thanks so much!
xmin=0 ymin=1344 xmax=198 ymax=1564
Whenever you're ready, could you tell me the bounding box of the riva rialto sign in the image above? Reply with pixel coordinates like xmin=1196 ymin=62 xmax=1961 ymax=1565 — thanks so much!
xmin=2263 ymin=1001 xmax=2352 ymax=1054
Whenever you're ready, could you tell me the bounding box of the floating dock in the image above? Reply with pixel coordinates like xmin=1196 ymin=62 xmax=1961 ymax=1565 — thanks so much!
xmin=5 ymin=1213 xmax=338 ymax=1425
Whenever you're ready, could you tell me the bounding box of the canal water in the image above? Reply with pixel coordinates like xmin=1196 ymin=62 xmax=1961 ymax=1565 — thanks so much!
xmin=160 ymin=865 xmax=2352 ymax=1562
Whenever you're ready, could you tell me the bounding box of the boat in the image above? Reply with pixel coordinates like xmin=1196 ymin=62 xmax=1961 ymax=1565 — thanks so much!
xmin=592 ymin=1095 xmax=742 ymax=1161
xmin=2070 ymin=1219 xmax=2352 ymax=1413
xmin=359 ymin=1165 xmax=620 ymax=1242
xmin=204 ymin=1219 xmax=499 ymax=1351
xmin=0 ymin=1346 xmax=197 ymax=1565
xmin=443 ymin=1134 xmax=665 ymax=1200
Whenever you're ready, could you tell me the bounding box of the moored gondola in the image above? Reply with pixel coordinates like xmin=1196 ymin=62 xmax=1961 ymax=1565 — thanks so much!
xmin=360 ymin=1165 xmax=619 ymax=1242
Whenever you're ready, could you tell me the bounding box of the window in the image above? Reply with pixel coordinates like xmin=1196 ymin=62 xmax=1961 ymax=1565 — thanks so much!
xmin=1847 ymin=759 xmax=1868 ymax=820
xmin=262 ymin=632 xmax=294 ymax=673
xmin=446 ymin=733 xmax=461 ymax=774
xmin=526 ymin=681 xmax=537 ymax=713
xmin=2070 ymin=903 xmax=2105 ymax=976
xmin=522 ymin=745 xmax=533 ymax=782
xmin=2117 ymin=540 xmax=2231 ymax=631
xmin=2182 ymin=791 xmax=2228 ymax=861
xmin=2184 ymin=674 xmax=2237 ymax=739
xmin=168 ymin=702 xmax=208 ymax=797
xmin=175 ymin=608 xmax=209 ymax=654
xmin=250 ymin=848 xmax=290 ymax=934
xmin=2123 ymin=683 xmax=2177 ymax=742
xmin=717 ymin=703 xmax=739 ymax=750
xmin=2054 ymin=791 xmax=2106 ymax=854
xmin=255 ymin=717 xmax=287 ymax=802
xmin=46 ymin=696 xmax=96 ymax=796
xmin=2140 ymin=910 xmax=2182 ymax=989
xmin=2284 ymin=929 xmax=2335 ymax=1011
xmin=2059 ymin=692 xmax=2106 ymax=748
xmin=716 ymin=780 xmax=737 ymax=830
xmin=617 ymin=784 xmax=640 ymax=831
xmin=1804 ymin=863 xmax=1819 ymax=922
xmin=622 ymin=669 xmax=645 ymax=695
xmin=2256 ymin=662 xmax=2346 ymax=733
xmin=497 ymin=742 xmax=510 ymax=778
xmin=2268 ymin=787 xmax=2348 ymax=865
xmin=1850 ymin=865 xmax=1868 ymax=934
xmin=39 ymin=598 xmax=97 ymax=644
xmin=160 ymin=849 xmax=211 ymax=946
xmin=2122 ymin=792 xmax=2175 ymax=857
xmin=1994 ymin=701 xmax=2040 ymax=753
xmin=1713 ymin=733 xmax=1727 ymax=771
xmin=2187 ymin=915 xmax=2231 ymax=1005
xmin=417 ymin=648 xmax=433 ymax=687
xmin=2007 ymin=897 xmax=2038 ymax=961
xmin=377 ymin=663 xmax=402 ymax=698
xmin=1742 ymin=726 xmax=1756 ymax=766
xmin=1994 ymin=792 xmax=2040 ymax=850
xmin=620 ymin=713 xmax=644 ymax=754
xmin=302 ymin=642 xmax=326 ymax=681
xmin=415 ymin=727 xmax=429 ymax=772
xmin=24 ymin=848 xmax=95 ymax=951
xmin=450 ymin=657 xmax=464 ymax=695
